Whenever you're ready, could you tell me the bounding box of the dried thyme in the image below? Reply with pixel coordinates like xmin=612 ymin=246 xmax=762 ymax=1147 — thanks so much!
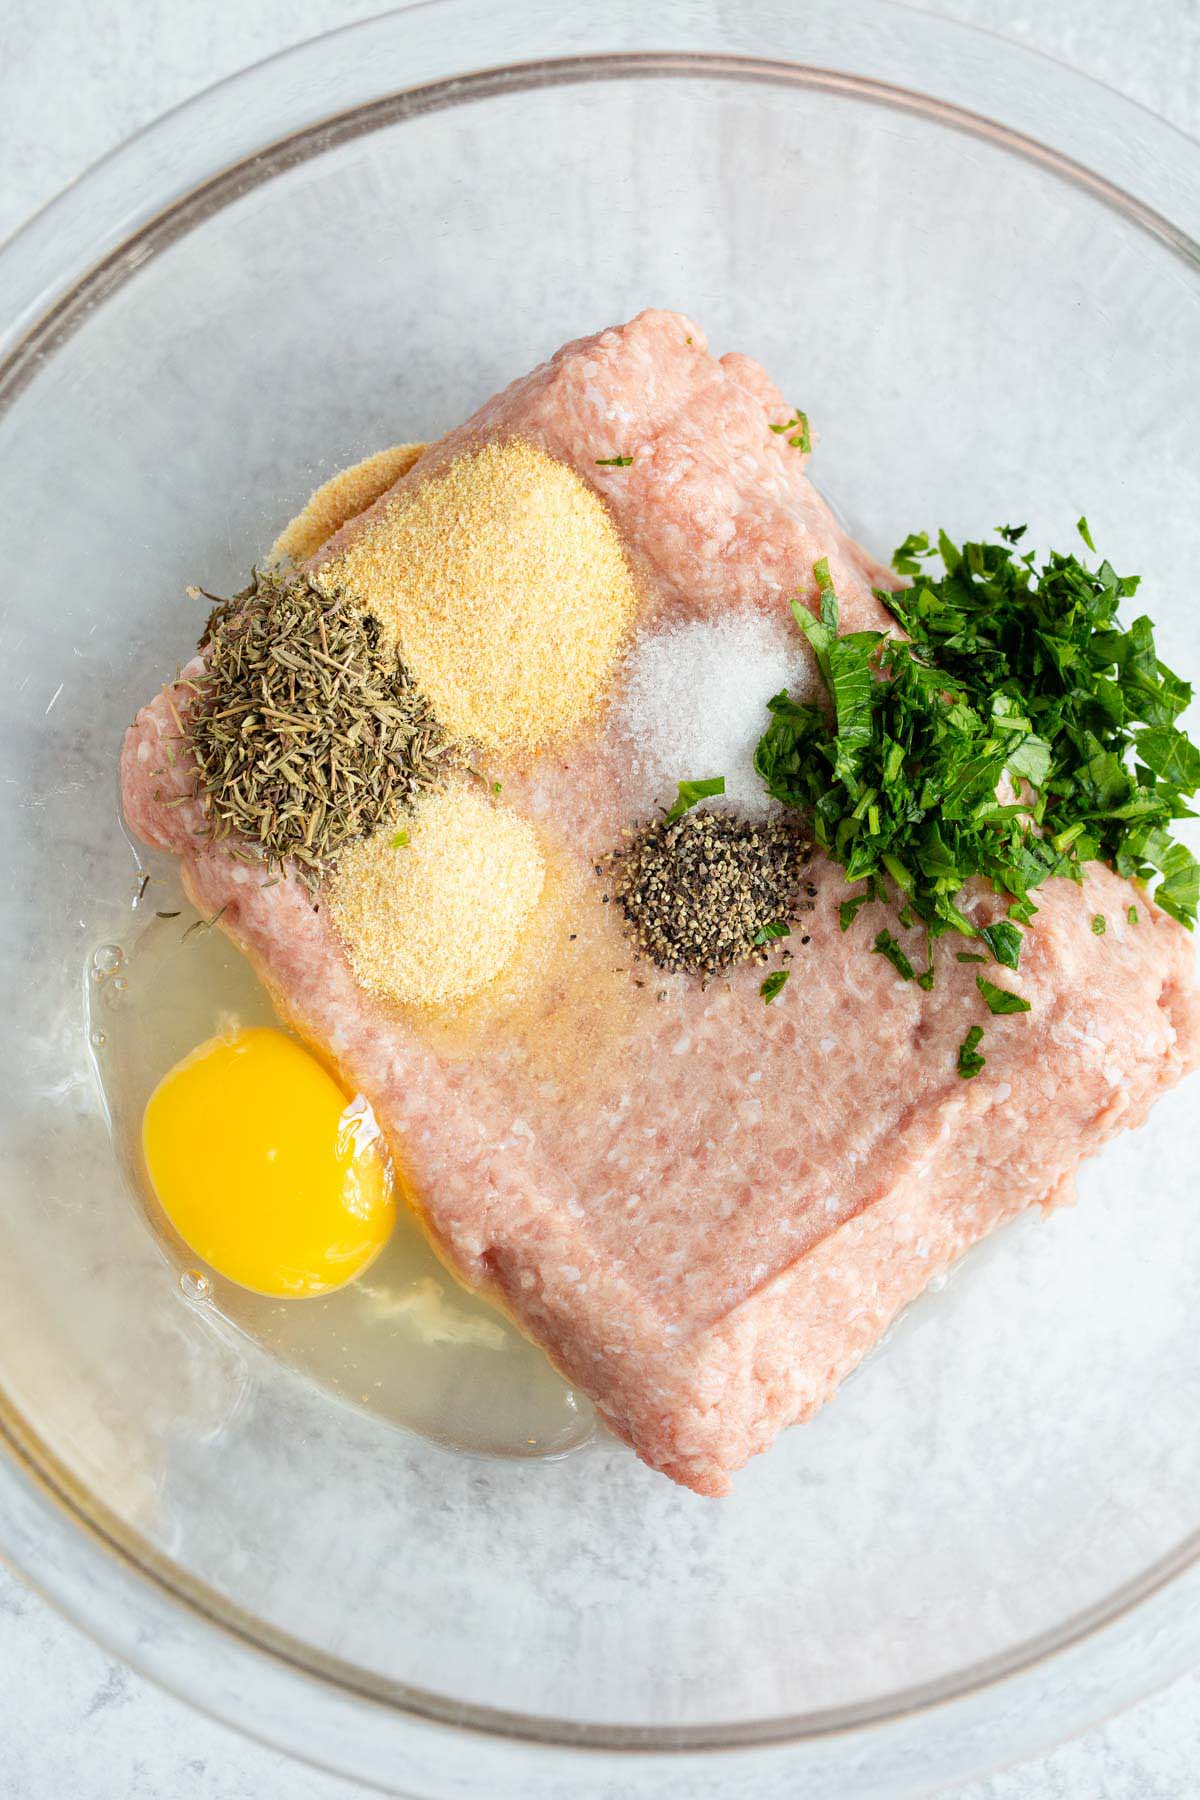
xmin=605 ymin=808 xmax=812 ymax=978
xmin=187 ymin=570 xmax=451 ymax=888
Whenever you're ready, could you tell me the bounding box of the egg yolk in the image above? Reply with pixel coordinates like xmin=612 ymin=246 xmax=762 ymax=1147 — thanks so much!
xmin=142 ymin=1026 xmax=394 ymax=1298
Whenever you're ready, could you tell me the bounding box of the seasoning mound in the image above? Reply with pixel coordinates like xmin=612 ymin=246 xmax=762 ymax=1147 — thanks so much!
xmin=320 ymin=439 xmax=637 ymax=751
xmin=608 ymin=808 xmax=813 ymax=977
xmin=270 ymin=443 xmax=426 ymax=566
xmin=188 ymin=570 xmax=449 ymax=887
xmin=329 ymin=781 xmax=545 ymax=1007
xmin=619 ymin=612 xmax=818 ymax=818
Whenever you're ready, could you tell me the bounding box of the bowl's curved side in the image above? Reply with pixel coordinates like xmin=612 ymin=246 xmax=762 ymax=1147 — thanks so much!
xmin=2 ymin=2 xmax=1200 ymax=1793
xmin=1 ymin=0 xmax=1197 ymax=372
xmin=5 ymin=1418 xmax=1200 ymax=1797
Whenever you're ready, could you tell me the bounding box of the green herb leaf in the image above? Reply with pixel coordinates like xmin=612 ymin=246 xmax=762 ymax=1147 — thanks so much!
xmin=751 ymin=920 xmax=791 ymax=945
xmin=976 ymin=974 xmax=1031 ymax=1015
xmin=761 ymin=969 xmax=789 ymax=1004
xmin=981 ymin=919 xmax=1023 ymax=970
xmin=666 ymin=775 xmax=726 ymax=821
xmin=873 ymin=928 xmax=917 ymax=982
xmin=1006 ymin=737 xmax=1053 ymax=788
xmin=789 ymin=569 xmax=883 ymax=785
xmin=997 ymin=523 xmax=1028 ymax=545
xmin=769 ymin=407 xmax=812 ymax=452
xmin=1091 ymin=913 xmax=1106 ymax=935
xmin=1077 ymin=515 xmax=1096 ymax=552
xmin=390 ymin=828 xmax=410 ymax=848
xmin=1128 ymin=903 xmax=1139 ymax=925
xmin=956 ymin=951 xmax=987 ymax=963
xmin=957 ymin=1024 xmax=986 ymax=1078
xmin=1135 ymin=726 xmax=1200 ymax=788
xmin=838 ymin=888 xmax=873 ymax=932
xmin=595 ymin=454 xmax=633 ymax=467
xmin=892 ymin=531 xmax=933 ymax=576
xmin=1142 ymin=841 xmax=1198 ymax=928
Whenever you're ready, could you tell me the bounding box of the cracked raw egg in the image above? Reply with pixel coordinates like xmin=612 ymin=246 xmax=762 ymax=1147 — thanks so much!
xmin=142 ymin=1026 xmax=394 ymax=1297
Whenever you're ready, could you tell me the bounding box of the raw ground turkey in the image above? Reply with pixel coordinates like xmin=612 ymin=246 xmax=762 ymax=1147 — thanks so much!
xmin=122 ymin=310 xmax=1200 ymax=1495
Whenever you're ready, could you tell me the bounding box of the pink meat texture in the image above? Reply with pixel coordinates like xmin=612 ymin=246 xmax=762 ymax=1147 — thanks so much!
xmin=121 ymin=310 xmax=1200 ymax=1496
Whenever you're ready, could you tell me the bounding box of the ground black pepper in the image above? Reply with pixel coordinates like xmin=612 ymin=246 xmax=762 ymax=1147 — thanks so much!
xmin=604 ymin=808 xmax=813 ymax=977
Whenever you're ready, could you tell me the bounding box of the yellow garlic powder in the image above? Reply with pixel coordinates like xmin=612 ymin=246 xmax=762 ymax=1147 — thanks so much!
xmin=270 ymin=443 xmax=426 ymax=566
xmin=328 ymin=781 xmax=545 ymax=1008
xmin=319 ymin=439 xmax=637 ymax=752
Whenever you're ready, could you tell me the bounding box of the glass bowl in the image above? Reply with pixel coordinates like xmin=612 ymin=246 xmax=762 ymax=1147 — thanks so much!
xmin=1 ymin=3 xmax=1199 ymax=1794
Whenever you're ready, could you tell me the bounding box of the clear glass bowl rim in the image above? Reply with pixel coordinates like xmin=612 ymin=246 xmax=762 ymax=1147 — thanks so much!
xmin=2 ymin=1 xmax=1199 ymax=1790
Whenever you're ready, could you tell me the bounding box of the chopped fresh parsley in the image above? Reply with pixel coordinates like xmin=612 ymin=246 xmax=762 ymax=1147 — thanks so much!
xmin=892 ymin=531 xmax=937 ymax=576
xmin=1092 ymin=913 xmax=1107 ymax=934
xmin=976 ymin=974 xmax=1031 ymax=1015
xmin=390 ymin=828 xmax=410 ymax=849
xmin=981 ymin=919 xmax=1023 ymax=969
xmin=491 ymin=780 xmax=502 ymax=796
xmin=755 ymin=529 xmax=1200 ymax=1028
xmin=666 ymin=775 xmax=726 ymax=821
xmin=1076 ymin=515 xmax=1096 ymax=553
xmin=595 ymin=454 xmax=633 ymax=467
xmin=1128 ymin=903 xmax=1139 ymax=925
xmin=839 ymin=891 xmax=872 ymax=930
xmin=751 ymin=919 xmax=791 ymax=945
xmin=956 ymin=951 xmax=987 ymax=963
xmin=957 ymin=1024 xmax=986 ymax=1079
xmin=761 ymin=969 xmax=789 ymax=1004
xmin=769 ymin=407 xmax=812 ymax=453
xmin=873 ymin=928 xmax=916 ymax=981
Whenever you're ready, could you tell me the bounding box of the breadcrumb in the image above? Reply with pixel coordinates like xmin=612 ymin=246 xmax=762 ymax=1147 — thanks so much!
xmin=270 ymin=443 xmax=426 ymax=565
xmin=320 ymin=440 xmax=636 ymax=751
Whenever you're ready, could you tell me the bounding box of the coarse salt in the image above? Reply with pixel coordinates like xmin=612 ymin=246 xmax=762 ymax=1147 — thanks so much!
xmin=616 ymin=609 xmax=817 ymax=816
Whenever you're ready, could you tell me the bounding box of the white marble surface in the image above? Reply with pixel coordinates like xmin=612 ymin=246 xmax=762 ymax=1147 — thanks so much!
xmin=3 ymin=1 xmax=1200 ymax=1795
